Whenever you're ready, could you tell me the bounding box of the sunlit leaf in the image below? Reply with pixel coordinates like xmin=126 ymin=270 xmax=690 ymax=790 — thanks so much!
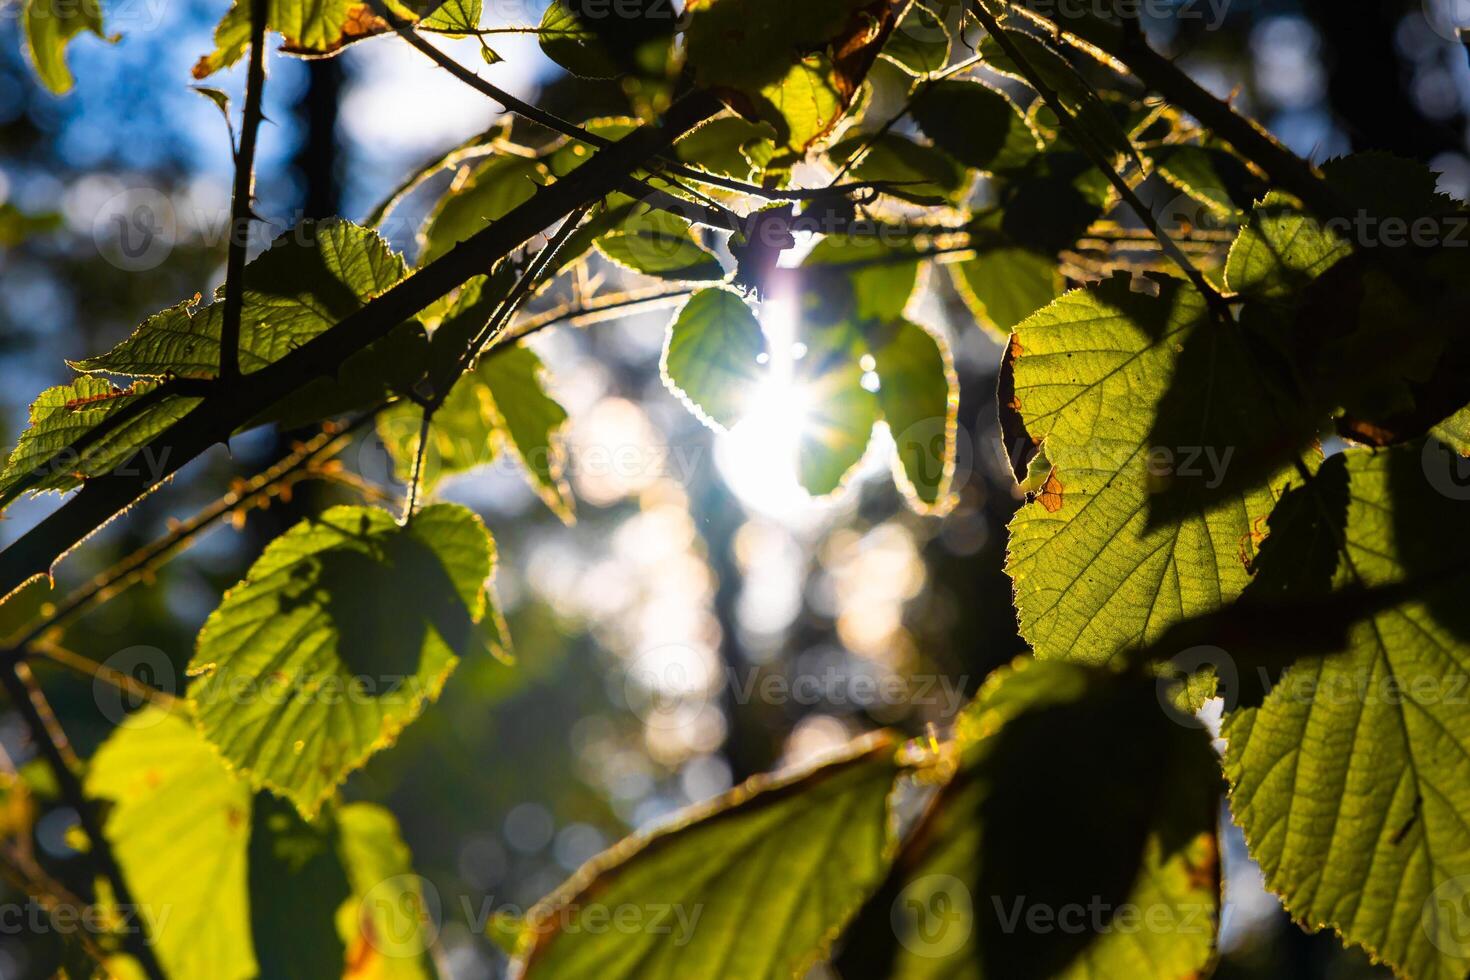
xmin=510 ymin=734 xmax=900 ymax=978
xmin=189 ymin=504 xmax=496 ymax=817
xmin=74 ymin=219 xmax=420 ymax=385
xmin=87 ymin=707 xmax=255 ymax=980
xmin=868 ymin=319 xmax=957 ymax=513
xmin=661 ymin=287 xmax=769 ymax=432
xmin=595 ymin=207 xmax=725 ymax=281
xmin=802 ymin=233 xmax=920 ymax=324
xmin=950 ymin=234 xmax=1061 ymax=340
xmin=1224 ymin=442 xmax=1470 ymax=980
xmin=796 ymin=322 xmax=880 ymax=496
xmin=420 ymin=155 xmax=546 ymax=265
xmin=881 ymin=1 xmax=950 ymax=76
xmin=479 ymin=343 xmax=576 ymax=524
xmin=23 ymin=0 xmax=108 ymax=94
xmin=684 ymin=0 xmax=906 ymax=154
xmin=1006 ymin=274 xmax=1293 ymax=666
xmin=828 ymin=133 xmax=967 ymax=205
xmin=0 ymin=378 xmax=200 ymax=508
xmin=839 ymin=658 xmax=1220 ymax=979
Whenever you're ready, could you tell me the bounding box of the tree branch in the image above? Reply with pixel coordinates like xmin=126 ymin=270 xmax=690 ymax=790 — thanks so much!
xmin=968 ymin=1 xmax=1229 ymax=320
xmin=219 ymin=0 xmax=268 ymax=382
xmin=0 ymin=663 xmax=166 ymax=979
xmin=0 ymin=92 xmax=722 ymax=603
xmin=1006 ymin=4 xmax=1342 ymax=218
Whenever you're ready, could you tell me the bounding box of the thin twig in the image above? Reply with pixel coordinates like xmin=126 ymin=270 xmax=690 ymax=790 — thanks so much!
xmin=4 ymin=421 xmax=365 ymax=657
xmin=968 ymin=1 xmax=1230 ymax=321
xmin=219 ymin=0 xmax=269 ymax=383
xmin=0 ymin=92 xmax=724 ymax=603
xmin=1003 ymin=3 xmax=1340 ymax=218
xmin=0 ymin=663 xmax=166 ymax=980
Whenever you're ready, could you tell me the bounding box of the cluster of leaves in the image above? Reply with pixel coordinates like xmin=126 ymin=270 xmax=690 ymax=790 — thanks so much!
xmin=6 ymin=0 xmax=1470 ymax=978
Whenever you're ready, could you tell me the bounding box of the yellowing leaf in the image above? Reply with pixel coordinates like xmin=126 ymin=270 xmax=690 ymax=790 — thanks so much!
xmin=87 ymin=707 xmax=256 ymax=980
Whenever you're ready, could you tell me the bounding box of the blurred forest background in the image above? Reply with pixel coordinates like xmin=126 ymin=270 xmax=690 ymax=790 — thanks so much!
xmin=1 ymin=0 xmax=1468 ymax=975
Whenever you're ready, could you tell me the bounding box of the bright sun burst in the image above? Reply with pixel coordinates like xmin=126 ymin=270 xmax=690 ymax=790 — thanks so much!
xmin=713 ymin=292 xmax=816 ymax=519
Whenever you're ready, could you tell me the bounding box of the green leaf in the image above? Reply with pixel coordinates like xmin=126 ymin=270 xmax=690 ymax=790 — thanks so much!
xmin=1224 ymin=443 xmax=1470 ymax=980
xmin=882 ymin=2 xmax=950 ymax=75
xmin=660 ymin=287 xmax=769 ymax=432
xmin=23 ymin=0 xmax=108 ymax=94
xmin=1006 ymin=274 xmax=1292 ymax=666
xmin=86 ymin=707 xmax=256 ymax=980
xmin=828 ymin=133 xmax=967 ymax=205
xmin=674 ymin=117 xmax=780 ymax=182
xmin=949 ymin=237 xmax=1061 ymax=339
xmin=1434 ymin=405 xmax=1470 ymax=455
xmin=420 ymin=0 xmax=479 ymax=34
xmin=838 ymin=658 xmax=1220 ymax=979
xmin=868 ymin=319 xmax=957 ymax=513
xmin=594 ymin=207 xmax=725 ymax=281
xmin=684 ymin=0 xmax=902 ymax=154
xmin=1147 ymin=143 xmax=1260 ymax=218
xmin=538 ymin=0 xmax=621 ymax=79
xmin=0 ymin=378 xmax=201 ymax=507
xmin=510 ymin=734 xmax=900 ymax=977
xmin=192 ymin=0 xmax=399 ymax=78
xmin=377 ymin=379 xmax=496 ymax=491
xmin=75 ymin=219 xmax=415 ymax=381
xmin=911 ymin=79 xmax=1040 ymax=173
xmin=802 ymin=233 xmax=920 ymax=324
xmin=478 ymin=343 xmax=576 ymax=524
xmin=796 ymin=322 xmax=880 ymax=496
xmin=189 ymin=503 xmax=496 ymax=817
xmin=420 ymin=155 xmax=546 ymax=265
xmin=1224 ymin=191 xmax=1350 ymax=303
xmin=979 ymin=29 xmax=1137 ymax=168
xmin=333 ymin=803 xmax=436 ymax=977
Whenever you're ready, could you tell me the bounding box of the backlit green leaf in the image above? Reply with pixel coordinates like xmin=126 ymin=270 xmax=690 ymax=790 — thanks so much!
xmin=595 ymin=207 xmax=724 ymax=281
xmin=796 ymin=322 xmax=880 ymax=496
xmin=0 ymin=378 xmax=200 ymax=508
xmin=87 ymin=707 xmax=255 ymax=980
xmin=23 ymin=0 xmax=108 ymax=94
xmin=661 ymin=287 xmax=769 ymax=432
xmin=1224 ymin=443 xmax=1470 ymax=980
xmin=189 ymin=503 xmax=496 ymax=817
xmin=1006 ymin=275 xmax=1292 ymax=665
xmin=511 ymin=734 xmax=900 ymax=978
xmin=868 ymin=319 xmax=957 ymax=513
xmin=839 ymin=658 xmax=1220 ymax=980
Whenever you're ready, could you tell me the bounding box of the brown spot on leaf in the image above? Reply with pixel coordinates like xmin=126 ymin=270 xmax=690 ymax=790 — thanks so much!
xmin=1039 ymin=468 xmax=1064 ymax=513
